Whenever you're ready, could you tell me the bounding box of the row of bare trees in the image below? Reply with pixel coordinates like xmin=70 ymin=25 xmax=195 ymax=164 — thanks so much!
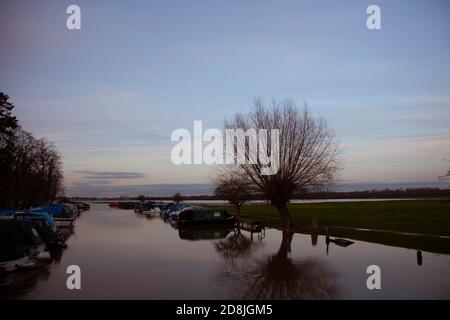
xmin=0 ymin=92 xmax=64 ymax=209
xmin=440 ymin=160 xmax=450 ymax=185
xmin=214 ymin=99 xmax=340 ymax=229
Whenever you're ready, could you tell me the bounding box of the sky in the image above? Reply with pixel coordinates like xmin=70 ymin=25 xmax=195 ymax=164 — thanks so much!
xmin=1 ymin=0 xmax=449 ymax=196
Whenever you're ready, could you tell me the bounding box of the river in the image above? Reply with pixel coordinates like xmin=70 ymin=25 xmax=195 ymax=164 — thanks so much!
xmin=1 ymin=203 xmax=449 ymax=299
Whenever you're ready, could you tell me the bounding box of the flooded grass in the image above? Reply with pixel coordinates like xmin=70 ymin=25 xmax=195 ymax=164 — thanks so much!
xmin=1 ymin=203 xmax=450 ymax=300
xmin=208 ymin=200 xmax=450 ymax=253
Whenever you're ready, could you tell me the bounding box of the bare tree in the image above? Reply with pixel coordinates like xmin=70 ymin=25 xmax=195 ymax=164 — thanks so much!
xmin=3 ymin=127 xmax=64 ymax=209
xmin=173 ymin=192 xmax=183 ymax=204
xmin=136 ymin=194 xmax=146 ymax=202
xmin=213 ymin=169 xmax=252 ymax=218
xmin=0 ymin=93 xmax=18 ymax=208
xmin=1 ymin=93 xmax=64 ymax=209
xmin=440 ymin=159 xmax=450 ymax=183
xmin=225 ymin=99 xmax=340 ymax=229
xmin=440 ymin=159 xmax=450 ymax=201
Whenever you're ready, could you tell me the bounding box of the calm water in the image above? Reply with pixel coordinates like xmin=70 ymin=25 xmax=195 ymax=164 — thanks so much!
xmin=1 ymin=203 xmax=449 ymax=299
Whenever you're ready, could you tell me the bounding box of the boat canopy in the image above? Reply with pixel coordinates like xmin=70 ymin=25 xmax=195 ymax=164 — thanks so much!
xmin=0 ymin=210 xmax=17 ymax=217
xmin=165 ymin=203 xmax=184 ymax=215
xmin=14 ymin=211 xmax=55 ymax=229
xmin=0 ymin=210 xmax=55 ymax=229
xmin=32 ymin=204 xmax=73 ymax=218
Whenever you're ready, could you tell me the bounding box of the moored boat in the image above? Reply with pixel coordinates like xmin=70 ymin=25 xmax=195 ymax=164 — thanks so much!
xmin=0 ymin=220 xmax=47 ymax=272
xmin=32 ymin=204 xmax=77 ymax=227
xmin=109 ymin=202 xmax=119 ymax=208
xmin=13 ymin=212 xmax=66 ymax=248
xmin=134 ymin=201 xmax=161 ymax=214
xmin=74 ymin=202 xmax=90 ymax=211
xmin=162 ymin=203 xmax=184 ymax=218
xmin=118 ymin=202 xmax=136 ymax=210
xmin=177 ymin=207 xmax=235 ymax=225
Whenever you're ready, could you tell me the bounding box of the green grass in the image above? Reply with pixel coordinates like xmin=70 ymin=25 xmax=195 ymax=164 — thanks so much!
xmin=207 ymin=199 xmax=450 ymax=253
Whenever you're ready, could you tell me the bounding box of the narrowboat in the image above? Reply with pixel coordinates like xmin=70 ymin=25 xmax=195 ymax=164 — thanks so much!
xmin=177 ymin=207 xmax=235 ymax=225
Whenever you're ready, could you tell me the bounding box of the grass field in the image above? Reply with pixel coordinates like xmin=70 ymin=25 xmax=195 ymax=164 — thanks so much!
xmin=208 ymin=199 xmax=450 ymax=253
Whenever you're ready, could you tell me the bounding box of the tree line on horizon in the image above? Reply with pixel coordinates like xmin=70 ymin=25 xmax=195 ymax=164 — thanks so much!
xmin=62 ymin=187 xmax=449 ymax=202
xmin=0 ymin=92 xmax=64 ymax=210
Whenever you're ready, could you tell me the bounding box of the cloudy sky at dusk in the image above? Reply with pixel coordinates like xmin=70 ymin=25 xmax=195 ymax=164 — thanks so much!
xmin=1 ymin=0 xmax=449 ymax=196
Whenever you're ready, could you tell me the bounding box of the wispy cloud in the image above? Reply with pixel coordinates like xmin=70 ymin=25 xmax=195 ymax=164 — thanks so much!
xmin=74 ymin=171 xmax=146 ymax=180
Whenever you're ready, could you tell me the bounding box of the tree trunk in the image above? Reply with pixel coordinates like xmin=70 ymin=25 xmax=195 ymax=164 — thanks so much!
xmin=235 ymin=205 xmax=241 ymax=219
xmin=277 ymin=229 xmax=294 ymax=259
xmin=275 ymin=202 xmax=293 ymax=231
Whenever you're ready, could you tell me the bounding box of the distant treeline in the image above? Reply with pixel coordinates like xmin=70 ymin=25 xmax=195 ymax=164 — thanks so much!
xmin=69 ymin=187 xmax=449 ymax=202
xmin=294 ymin=188 xmax=450 ymax=199
xmin=0 ymin=93 xmax=64 ymax=209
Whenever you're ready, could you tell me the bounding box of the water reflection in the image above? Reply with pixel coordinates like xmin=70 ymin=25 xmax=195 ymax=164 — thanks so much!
xmin=214 ymin=227 xmax=263 ymax=268
xmin=179 ymin=226 xmax=233 ymax=241
xmin=135 ymin=212 xmax=160 ymax=221
xmin=0 ymin=225 xmax=74 ymax=299
xmin=1 ymin=204 xmax=449 ymax=299
xmin=0 ymin=267 xmax=50 ymax=299
xmin=311 ymin=233 xmax=318 ymax=246
xmin=215 ymin=229 xmax=338 ymax=299
xmin=417 ymin=251 xmax=423 ymax=266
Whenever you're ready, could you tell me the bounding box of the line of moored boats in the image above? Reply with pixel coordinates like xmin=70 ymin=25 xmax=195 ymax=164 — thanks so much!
xmin=110 ymin=201 xmax=235 ymax=225
xmin=0 ymin=202 xmax=90 ymax=274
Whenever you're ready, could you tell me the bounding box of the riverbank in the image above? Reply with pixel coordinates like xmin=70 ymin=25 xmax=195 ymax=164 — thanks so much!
xmin=209 ymin=199 xmax=450 ymax=253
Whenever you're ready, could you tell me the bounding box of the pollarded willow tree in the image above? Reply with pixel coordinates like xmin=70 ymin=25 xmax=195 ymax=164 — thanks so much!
xmin=224 ymin=99 xmax=340 ymax=229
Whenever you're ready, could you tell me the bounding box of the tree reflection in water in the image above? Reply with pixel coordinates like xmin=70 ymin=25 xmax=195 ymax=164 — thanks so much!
xmin=215 ymin=229 xmax=338 ymax=299
xmin=214 ymin=227 xmax=262 ymax=268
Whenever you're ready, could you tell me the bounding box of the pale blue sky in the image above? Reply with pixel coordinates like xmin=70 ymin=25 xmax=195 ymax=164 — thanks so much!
xmin=1 ymin=0 xmax=449 ymax=195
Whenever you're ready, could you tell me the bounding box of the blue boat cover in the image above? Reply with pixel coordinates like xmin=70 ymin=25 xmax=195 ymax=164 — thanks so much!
xmin=32 ymin=205 xmax=69 ymax=218
xmin=0 ymin=210 xmax=55 ymax=230
xmin=0 ymin=210 xmax=16 ymax=217
xmin=16 ymin=211 xmax=55 ymax=229
xmin=166 ymin=203 xmax=184 ymax=215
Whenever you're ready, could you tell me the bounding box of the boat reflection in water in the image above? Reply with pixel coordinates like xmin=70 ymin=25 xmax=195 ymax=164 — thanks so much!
xmin=2 ymin=203 xmax=449 ymax=299
xmin=0 ymin=266 xmax=50 ymax=299
xmin=178 ymin=226 xmax=233 ymax=241
xmin=0 ymin=225 xmax=74 ymax=299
